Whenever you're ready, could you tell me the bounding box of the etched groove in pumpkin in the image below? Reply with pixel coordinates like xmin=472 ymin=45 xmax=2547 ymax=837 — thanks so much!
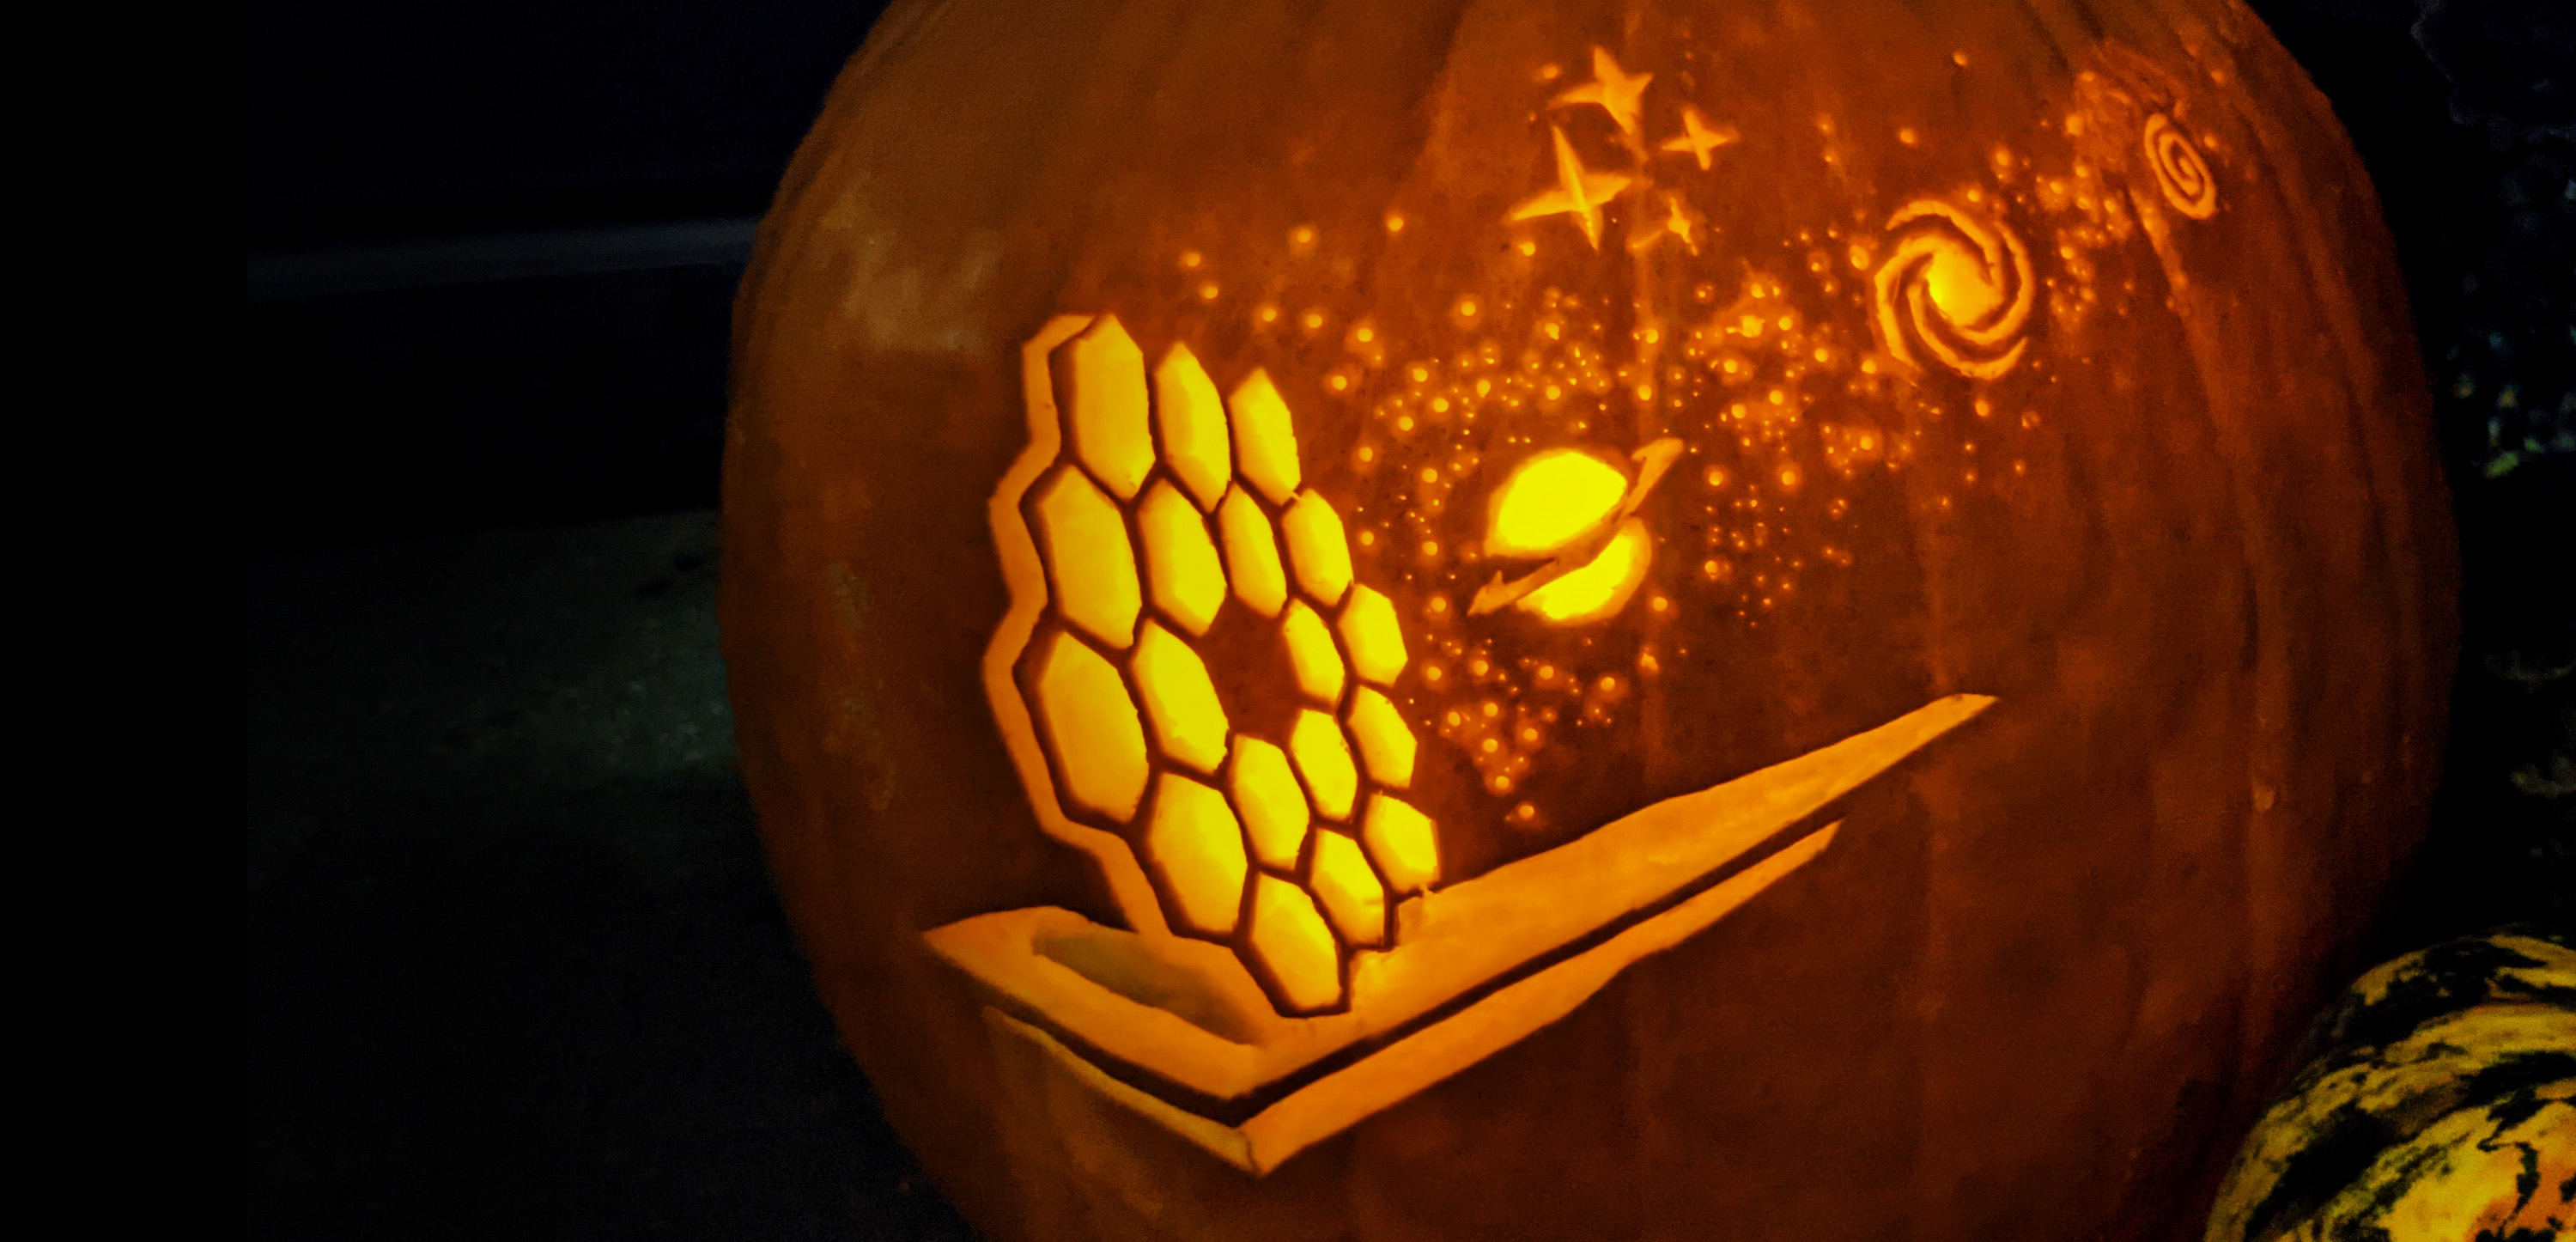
xmin=2141 ymin=113 xmax=2218 ymax=220
xmin=1871 ymin=199 xmax=2038 ymax=379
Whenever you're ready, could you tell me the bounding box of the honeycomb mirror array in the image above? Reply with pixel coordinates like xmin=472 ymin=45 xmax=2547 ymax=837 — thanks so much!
xmin=1012 ymin=315 xmax=1440 ymax=1015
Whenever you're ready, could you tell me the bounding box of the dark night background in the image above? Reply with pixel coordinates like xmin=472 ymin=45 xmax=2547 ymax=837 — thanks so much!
xmin=246 ymin=0 xmax=2571 ymax=1236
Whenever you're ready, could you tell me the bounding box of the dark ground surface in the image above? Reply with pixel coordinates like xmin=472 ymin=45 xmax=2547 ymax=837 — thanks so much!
xmin=246 ymin=513 xmax=969 ymax=1239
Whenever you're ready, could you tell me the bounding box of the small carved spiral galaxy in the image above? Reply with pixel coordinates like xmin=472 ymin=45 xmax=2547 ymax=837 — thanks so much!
xmin=1871 ymin=200 xmax=2037 ymax=381
xmin=2142 ymin=112 xmax=2219 ymax=220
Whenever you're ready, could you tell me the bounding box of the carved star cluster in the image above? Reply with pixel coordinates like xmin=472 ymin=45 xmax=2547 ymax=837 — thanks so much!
xmin=1509 ymin=47 xmax=1741 ymax=251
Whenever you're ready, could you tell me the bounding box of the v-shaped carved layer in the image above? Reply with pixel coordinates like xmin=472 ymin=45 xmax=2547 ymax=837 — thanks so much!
xmin=927 ymin=693 xmax=1993 ymax=1135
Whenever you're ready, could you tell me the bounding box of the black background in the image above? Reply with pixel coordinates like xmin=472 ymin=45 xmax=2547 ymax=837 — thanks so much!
xmin=246 ymin=0 xmax=2571 ymax=1236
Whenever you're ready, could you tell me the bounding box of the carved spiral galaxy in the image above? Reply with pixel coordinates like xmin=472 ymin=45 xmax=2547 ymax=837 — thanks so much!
xmin=1871 ymin=200 xmax=2038 ymax=381
xmin=2142 ymin=112 xmax=2219 ymax=220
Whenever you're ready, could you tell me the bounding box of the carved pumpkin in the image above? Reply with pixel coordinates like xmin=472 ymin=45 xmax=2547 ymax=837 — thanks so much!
xmin=719 ymin=0 xmax=2457 ymax=1237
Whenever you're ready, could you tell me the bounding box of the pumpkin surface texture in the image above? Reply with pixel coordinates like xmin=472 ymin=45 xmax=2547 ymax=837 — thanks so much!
xmin=718 ymin=0 xmax=2458 ymax=1238
xmin=2206 ymin=929 xmax=2576 ymax=1242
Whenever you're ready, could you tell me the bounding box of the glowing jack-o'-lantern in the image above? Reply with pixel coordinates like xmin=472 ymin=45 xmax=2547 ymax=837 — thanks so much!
xmin=720 ymin=1 xmax=2455 ymax=1239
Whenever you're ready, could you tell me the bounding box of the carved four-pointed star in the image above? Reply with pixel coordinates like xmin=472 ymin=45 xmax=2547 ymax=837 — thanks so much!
xmin=1660 ymin=106 xmax=1739 ymax=169
xmin=1552 ymin=46 xmax=1654 ymax=137
xmin=1510 ymin=125 xmax=1632 ymax=250
xmin=1628 ymin=193 xmax=1702 ymax=255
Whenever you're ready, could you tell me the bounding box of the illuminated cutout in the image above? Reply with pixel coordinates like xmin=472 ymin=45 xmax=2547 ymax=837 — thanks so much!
xmin=1308 ymin=831 xmax=1388 ymax=948
xmin=1335 ymin=586 xmax=1406 ymax=686
xmin=1141 ymin=774 xmax=1250 ymax=936
xmin=1217 ymin=487 xmax=1290 ymax=618
xmin=1137 ymin=481 xmax=1227 ymax=636
xmin=1030 ymin=465 xmax=1141 ymax=648
xmin=1344 ymin=687 xmax=1417 ymax=788
xmin=1510 ymin=125 xmax=1630 ymax=251
xmin=1029 ymin=628 xmax=1150 ymax=822
xmin=1058 ymin=316 xmax=1154 ymax=501
xmin=969 ymin=314 xmax=1996 ymax=1179
xmin=1360 ymin=793 xmax=1439 ymax=895
xmin=1227 ymin=370 xmax=1303 ymax=505
xmin=1228 ymin=738 xmax=1311 ymax=870
xmin=1523 ymin=518 xmax=1653 ymax=624
xmin=1289 ymin=708 xmax=1358 ymax=821
xmin=2142 ymin=113 xmax=2219 ymax=220
xmin=1660 ymin=107 xmax=1738 ymax=169
xmin=1152 ymin=343 xmax=1232 ymax=510
xmin=1551 ymin=46 xmax=1652 ymax=137
xmin=1280 ymin=600 xmax=1347 ymax=705
xmin=1485 ymin=449 xmax=1630 ymax=557
xmin=1279 ymin=490 xmax=1355 ymax=606
xmin=1872 ymin=200 xmax=2038 ymax=379
xmin=1131 ymin=620 xmax=1230 ymax=775
xmin=1245 ymin=874 xmax=1343 ymax=1012
xmin=1472 ymin=439 xmax=1679 ymax=622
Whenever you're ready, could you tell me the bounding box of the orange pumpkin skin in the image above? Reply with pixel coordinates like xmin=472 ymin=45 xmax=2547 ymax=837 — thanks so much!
xmin=719 ymin=0 xmax=2456 ymax=1238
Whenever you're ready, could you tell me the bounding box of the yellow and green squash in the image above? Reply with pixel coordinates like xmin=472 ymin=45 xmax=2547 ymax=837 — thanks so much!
xmin=2208 ymin=927 xmax=2576 ymax=1242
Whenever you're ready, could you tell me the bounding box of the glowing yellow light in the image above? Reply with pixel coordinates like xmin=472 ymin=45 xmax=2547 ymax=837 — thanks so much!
xmin=1131 ymin=620 xmax=1230 ymax=775
xmin=1290 ymin=709 xmax=1358 ymax=821
xmin=1058 ymin=317 xmax=1154 ymax=501
xmin=1218 ymin=486 xmax=1289 ymax=618
xmin=1309 ymin=830 xmax=1387 ymax=947
xmin=1030 ymin=628 xmax=1149 ymax=822
xmin=1345 ymin=687 xmax=1417 ymax=788
xmin=1280 ymin=600 xmax=1347 ymax=705
xmin=1280 ymin=490 xmax=1355 ymax=606
xmin=1362 ymin=794 xmax=1439 ymax=893
xmin=1484 ymin=449 xmax=1629 ymax=557
xmin=1140 ymin=774 xmax=1248 ymax=935
xmin=1228 ymin=370 xmax=1303 ymax=505
xmin=1030 ymin=466 xmax=1140 ymax=648
xmin=1137 ymin=482 xmax=1226 ymax=636
xmin=1522 ymin=519 xmax=1652 ymax=624
xmin=1336 ymin=586 xmax=1406 ymax=685
xmin=1228 ymin=737 xmax=1309 ymax=869
xmin=1246 ymin=874 xmax=1341 ymax=1011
